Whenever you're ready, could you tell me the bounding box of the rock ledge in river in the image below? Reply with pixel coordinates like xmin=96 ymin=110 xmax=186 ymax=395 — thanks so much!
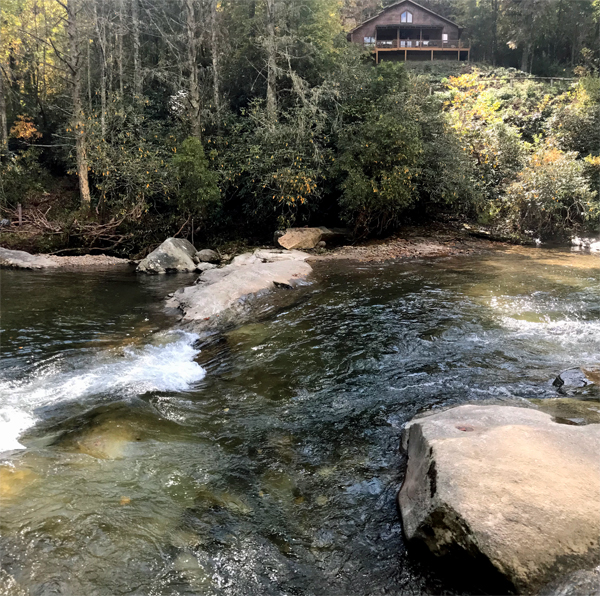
xmin=137 ymin=238 xmax=197 ymax=274
xmin=166 ymin=248 xmax=311 ymax=326
xmin=399 ymin=405 xmax=600 ymax=594
xmin=0 ymin=247 xmax=58 ymax=269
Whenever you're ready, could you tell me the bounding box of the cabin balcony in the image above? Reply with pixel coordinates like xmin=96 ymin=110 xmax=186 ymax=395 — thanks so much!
xmin=364 ymin=25 xmax=470 ymax=62
xmin=373 ymin=39 xmax=470 ymax=50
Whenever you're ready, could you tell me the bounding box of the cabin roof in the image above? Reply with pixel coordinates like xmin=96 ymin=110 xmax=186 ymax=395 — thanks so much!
xmin=348 ymin=0 xmax=462 ymax=34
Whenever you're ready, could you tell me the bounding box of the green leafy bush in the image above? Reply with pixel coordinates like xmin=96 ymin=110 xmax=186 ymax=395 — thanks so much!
xmin=503 ymin=143 xmax=598 ymax=238
xmin=0 ymin=148 xmax=51 ymax=210
xmin=173 ymin=137 xmax=221 ymax=228
xmin=336 ymin=96 xmax=422 ymax=236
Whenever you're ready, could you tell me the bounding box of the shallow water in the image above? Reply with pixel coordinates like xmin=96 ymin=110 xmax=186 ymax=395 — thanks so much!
xmin=1 ymin=248 xmax=599 ymax=596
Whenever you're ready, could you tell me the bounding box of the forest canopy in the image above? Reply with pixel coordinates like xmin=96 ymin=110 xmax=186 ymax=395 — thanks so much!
xmin=0 ymin=0 xmax=599 ymax=255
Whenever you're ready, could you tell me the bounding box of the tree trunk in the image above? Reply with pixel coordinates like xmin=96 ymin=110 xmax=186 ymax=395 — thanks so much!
xmin=185 ymin=0 xmax=201 ymax=139
xmin=0 ymin=67 xmax=7 ymax=151
xmin=67 ymin=0 xmax=91 ymax=207
xmin=521 ymin=42 xmax=531 ymax=73
xmin=118 ymin=0 xmax=124 ymax=96
xmin=0 ymin=24 xmax=6 ymax=150
xmin=211 ymin=0 xmax=222 ymax=121
xmin=491 ymin=0 xmax=498 ymax=66
xmin=87 ymin=37 xmax=92 ymax=112
xmin=266 ymin=0 xmax=277 ymax=121
xmin=94 ymin=0 xmax=107 ymax=138
xmin=132 ymin=0 xmax=141 ymax=96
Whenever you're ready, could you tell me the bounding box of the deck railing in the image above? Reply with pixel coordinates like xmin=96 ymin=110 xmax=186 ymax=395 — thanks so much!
xmin=374 ymin=39 xmax=469 ymax=49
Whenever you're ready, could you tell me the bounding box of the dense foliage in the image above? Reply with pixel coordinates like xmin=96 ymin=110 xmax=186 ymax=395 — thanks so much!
xmin=0 ymin=0 xmax=598 ymax=254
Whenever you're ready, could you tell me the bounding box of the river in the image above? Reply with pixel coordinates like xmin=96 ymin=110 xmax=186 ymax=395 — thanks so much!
xmin=1 ymin=247 xmax=599 ymax=596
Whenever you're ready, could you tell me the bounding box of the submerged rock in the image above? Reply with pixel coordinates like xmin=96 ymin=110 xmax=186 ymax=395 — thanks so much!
xmin=399 ymin=405 xmax=600 ymax=594
xmin=51 ymin=402 xmax=180 ymax=459
xmin=137 ymin=238 xmax=197 ymax=274
xmin=166 ymin=248 xmax=311 ymax=328
xmin=530 ymin=397 xmax=600 ymax=425
xmin=0 ymin=247 xmax=58 ymax=270
xmin=0 ymin=465 xmax=38 ymax=498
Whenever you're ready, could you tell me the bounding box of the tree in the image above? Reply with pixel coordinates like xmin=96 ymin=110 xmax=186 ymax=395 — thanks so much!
xmin=64 ymin=0 xmax=91 ymax=206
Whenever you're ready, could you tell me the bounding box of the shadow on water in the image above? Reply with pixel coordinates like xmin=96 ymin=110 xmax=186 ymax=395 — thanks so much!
xmin=1 ymin=248 xmax=599 ymax=595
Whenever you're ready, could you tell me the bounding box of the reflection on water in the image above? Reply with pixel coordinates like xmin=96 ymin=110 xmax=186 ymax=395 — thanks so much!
xmin=1 ymin=248 xmax=599 ymax=595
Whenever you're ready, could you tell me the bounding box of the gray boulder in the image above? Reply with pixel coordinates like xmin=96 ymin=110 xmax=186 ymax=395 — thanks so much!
xmin=194 ymin=249 xmax=219 ymax=264
xmin=0 ymin=247 xmax=58 ymax=269
xmin=166 ymin=248 xmax=311 ymax=327
xmin=137 ymin=238 xmax=196 ymax=274
xmin=399 ymin=405 xmax=600 ymax=594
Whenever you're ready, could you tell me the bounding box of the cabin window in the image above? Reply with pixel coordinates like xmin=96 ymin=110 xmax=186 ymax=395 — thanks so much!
xmin=442 ymin=33 xmax=448 ymax=41
xmin=363 ymin=36 xmax=375 ymax=45
xmin=401 ymin=11 xmax=413 ymax=23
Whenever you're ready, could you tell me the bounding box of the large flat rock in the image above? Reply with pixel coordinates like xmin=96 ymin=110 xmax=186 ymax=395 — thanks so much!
xmin=399 ymin=405 xmax=600 ymax=594
xmin=166 ymin=249 xmax=311 ymax=327
xmin=0 ymin=247 xmax=58 ymax=269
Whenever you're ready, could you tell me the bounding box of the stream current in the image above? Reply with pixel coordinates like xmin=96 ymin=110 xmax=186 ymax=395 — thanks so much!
xmin=1 ymin=247 xmax=599 ymax=595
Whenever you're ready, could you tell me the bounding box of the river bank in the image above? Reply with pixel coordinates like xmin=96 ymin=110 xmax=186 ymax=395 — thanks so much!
xmin=0 ymin=222 xmax=515 ymax=272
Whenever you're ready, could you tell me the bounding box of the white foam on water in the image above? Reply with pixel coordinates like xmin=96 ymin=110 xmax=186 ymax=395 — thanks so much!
xmin=0 ymin=331 xmax=205 ymax=453
xmin=0 ymin=407 xmax=36 ymax=451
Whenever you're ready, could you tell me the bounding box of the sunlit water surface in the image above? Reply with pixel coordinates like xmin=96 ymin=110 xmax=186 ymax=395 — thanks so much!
xmin=1 ymin=248 xmax=599 ymax=596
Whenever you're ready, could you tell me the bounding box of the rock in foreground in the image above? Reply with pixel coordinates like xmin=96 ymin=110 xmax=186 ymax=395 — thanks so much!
xmin=399 ymin=405 xmax=600 ymax=594
xmin=137 ymin=238 xmax=197 ymax=274
xmin=0 ymin=247 xmax=58 ymax=269
xmin=166 ymin=249 xmax=311 ymax=327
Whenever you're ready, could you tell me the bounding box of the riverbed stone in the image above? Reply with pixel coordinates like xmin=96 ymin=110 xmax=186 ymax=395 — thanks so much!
xmin=0 ymin=247 xmax=58 ymax=269
xmin=166 ymin=248 xmax=311 ymax=327
xmin=571 ymin=236 xmax=600 ymax=252
xmin=137 ymin=238 xmax=197 ymax=274
xmin=552 ymin=366 xmax=598 ymax=390
xmin=195 ymin=262 xmax=217 ymax=275
xmin=399 ymin=405 xmax=600 ymax=594
xmin=194 ymin=249 xmax=219 ymax=263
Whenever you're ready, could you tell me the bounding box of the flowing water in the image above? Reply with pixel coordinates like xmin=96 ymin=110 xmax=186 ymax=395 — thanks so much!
xmin=1 ymin=248 xmax=599 ymax=596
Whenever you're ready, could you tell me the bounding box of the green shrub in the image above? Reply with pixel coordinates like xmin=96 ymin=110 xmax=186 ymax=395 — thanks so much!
xmin=172 ymin=137 xmax=221 ymax=228
xmin=503 ymin=143 xmax=598 ymax=238
xmin=0 ymin=148 xmax=51 ymax=210
xmin=336 ymin=95 xmax=422 ymax=236
xmin=86 ymin=97 xmax=176 ymax=216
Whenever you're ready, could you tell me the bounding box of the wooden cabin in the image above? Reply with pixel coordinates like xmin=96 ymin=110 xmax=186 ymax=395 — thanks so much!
xmin=347 ymin=0 xmax=470 ymax=63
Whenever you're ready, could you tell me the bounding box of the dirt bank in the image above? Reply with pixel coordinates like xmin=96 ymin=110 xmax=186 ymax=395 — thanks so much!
xmin=310 ymin=224 xmax=507 ymax=263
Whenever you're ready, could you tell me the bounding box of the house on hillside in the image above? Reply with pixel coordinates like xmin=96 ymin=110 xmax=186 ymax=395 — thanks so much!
xmin=347 ymin=0 xmax=470 ymax=63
